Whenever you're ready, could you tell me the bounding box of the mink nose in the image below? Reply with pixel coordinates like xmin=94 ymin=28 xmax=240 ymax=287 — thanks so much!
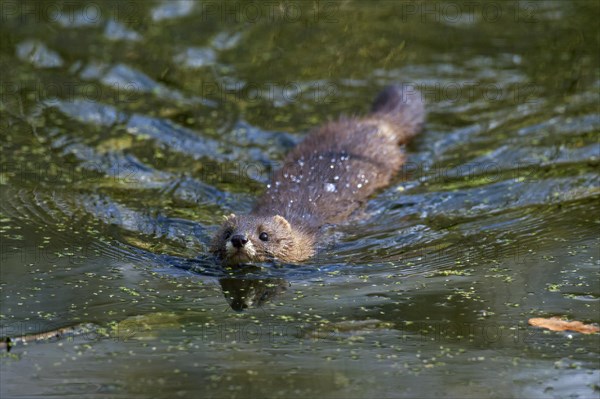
xmin=230 ymin=235 xmax=248 ymax=248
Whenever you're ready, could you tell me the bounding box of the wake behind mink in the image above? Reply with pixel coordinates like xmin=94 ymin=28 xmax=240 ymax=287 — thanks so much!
xmin=211 ymin=85 xmax=425 ymax=266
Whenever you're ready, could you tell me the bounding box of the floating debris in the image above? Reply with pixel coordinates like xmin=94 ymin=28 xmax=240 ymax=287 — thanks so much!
xmin=528 ymin=317 xmax=599 ymax=334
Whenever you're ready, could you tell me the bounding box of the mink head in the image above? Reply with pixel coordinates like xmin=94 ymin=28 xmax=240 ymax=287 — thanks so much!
xmin=210 ymin=214 xmax=315 ymax=266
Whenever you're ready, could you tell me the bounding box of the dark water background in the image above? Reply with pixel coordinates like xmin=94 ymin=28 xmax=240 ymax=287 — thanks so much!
xmin=1 ymin=1 xmax=598 ymax=398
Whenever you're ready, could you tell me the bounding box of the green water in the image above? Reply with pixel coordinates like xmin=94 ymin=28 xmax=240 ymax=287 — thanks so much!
xmin=1 ymin=1 xmax=599 ymax=398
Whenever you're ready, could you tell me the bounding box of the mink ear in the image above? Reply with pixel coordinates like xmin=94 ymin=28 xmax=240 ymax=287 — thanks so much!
xmin=223 ymin=213 xmax=236 ymax=221
xmin=273 ymin=215 xmax=291 ymax=231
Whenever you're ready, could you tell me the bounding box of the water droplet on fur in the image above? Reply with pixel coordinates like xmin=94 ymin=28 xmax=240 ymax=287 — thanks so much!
xmin=324 ymin=183 xmax=336 ymax=192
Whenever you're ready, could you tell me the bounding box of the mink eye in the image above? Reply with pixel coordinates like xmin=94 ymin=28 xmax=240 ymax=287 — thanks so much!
xmin=259 ymin=232 xmax=269 ymax=241
xmin=223 ymin=230 xmax=232 ymax=240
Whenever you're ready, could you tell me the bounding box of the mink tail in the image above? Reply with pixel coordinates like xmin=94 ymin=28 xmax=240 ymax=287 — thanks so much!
xmin=370 ymin=85 xmax=425 ymax=143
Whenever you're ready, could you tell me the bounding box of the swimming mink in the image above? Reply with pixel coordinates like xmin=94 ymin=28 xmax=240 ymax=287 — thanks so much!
xmin=211 ymin=85 xmax=425 ymax=266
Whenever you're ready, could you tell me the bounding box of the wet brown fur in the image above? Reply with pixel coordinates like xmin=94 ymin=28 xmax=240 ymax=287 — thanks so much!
xmin=211 ymin=86 xmax=425 ymax=265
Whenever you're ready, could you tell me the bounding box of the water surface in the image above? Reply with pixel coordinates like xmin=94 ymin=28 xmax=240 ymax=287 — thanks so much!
xmin=1 ymin=1 xmax=599 ymax=398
